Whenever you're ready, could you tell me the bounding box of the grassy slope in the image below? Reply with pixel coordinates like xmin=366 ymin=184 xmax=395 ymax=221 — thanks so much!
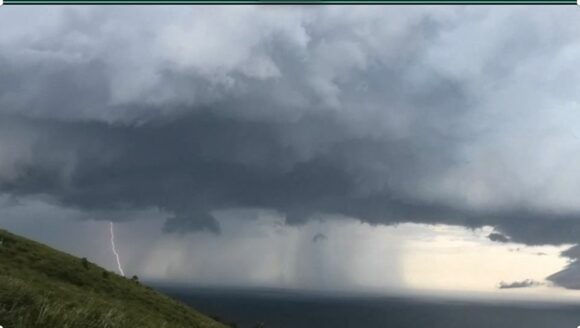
xmin=0 ymin=229 xmax=228 ymax=328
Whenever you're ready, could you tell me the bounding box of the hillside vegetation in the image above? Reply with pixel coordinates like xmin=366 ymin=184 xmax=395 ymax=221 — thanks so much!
xmin=0 ymin=228 xmax=228 ymax=328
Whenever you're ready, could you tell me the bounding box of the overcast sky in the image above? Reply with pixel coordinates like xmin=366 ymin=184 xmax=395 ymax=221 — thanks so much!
xmin=1 ymin=5 xmax=580 ymax=298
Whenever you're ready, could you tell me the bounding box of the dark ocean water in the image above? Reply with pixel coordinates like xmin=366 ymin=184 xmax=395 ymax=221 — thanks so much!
xmin=156 ymin=286 xmax=580 ymax=328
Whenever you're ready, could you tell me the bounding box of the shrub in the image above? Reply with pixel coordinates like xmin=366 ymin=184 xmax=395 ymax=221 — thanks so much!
xmin=81 ymin=257 xmax=90 ymax=270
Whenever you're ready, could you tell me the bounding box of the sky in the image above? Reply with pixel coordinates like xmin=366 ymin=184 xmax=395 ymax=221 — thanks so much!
xmin=1 ymin=5 xmax=580 ymax=299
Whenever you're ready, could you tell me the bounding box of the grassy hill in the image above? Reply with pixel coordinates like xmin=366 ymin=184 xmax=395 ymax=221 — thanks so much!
xmin=0 ymin=228 xmax=229 ymax=328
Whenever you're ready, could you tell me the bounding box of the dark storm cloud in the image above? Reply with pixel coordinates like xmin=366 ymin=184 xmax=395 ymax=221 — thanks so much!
xmin=488 ymin=233 xmax=509 ymax=243
xmin=547 ymin=266 xmax=580 ymax=290
xmin=312 ymin=233 xmax=327 ymax=243
xmin=6 ymin=110 xmax=580 ymax=248
xmin=498 ymin=279 xmax=542 ymax=289
xmin=547 ymin=245 xmax=580 ymax=290
xmin=0 ymin=111 xmax=466 ymax=235
xmin=163 ymin=212 xmax=221 ymax=235
xmin=1 ymin=6 xmax=580 ymax=289
xmin=560 ymin=245 xmax=580 ymax=260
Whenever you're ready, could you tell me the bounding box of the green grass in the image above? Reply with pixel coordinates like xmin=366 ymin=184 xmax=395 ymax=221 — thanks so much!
xmin=0 ymin=229 xmax=229 ymax=328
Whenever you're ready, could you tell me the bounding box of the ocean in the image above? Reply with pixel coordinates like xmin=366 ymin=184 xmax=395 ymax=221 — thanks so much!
xmin=155 ymin=286 xmax=580 ymax=328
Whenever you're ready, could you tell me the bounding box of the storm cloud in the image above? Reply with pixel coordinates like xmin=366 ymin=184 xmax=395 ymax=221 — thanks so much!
xmin=312 ymin=233 xmax=328 ymax=243
xmin=498 ymin=279 xmax=542 ymax=289
xmin=488 ymin=233 xmax=509 ymax=243
xmin=1 ymin=6 xmax=580 ymax=287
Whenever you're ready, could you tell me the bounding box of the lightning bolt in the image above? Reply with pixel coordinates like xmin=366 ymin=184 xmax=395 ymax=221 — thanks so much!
xmin=109 ymin=222 xmax=125 ymax=277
